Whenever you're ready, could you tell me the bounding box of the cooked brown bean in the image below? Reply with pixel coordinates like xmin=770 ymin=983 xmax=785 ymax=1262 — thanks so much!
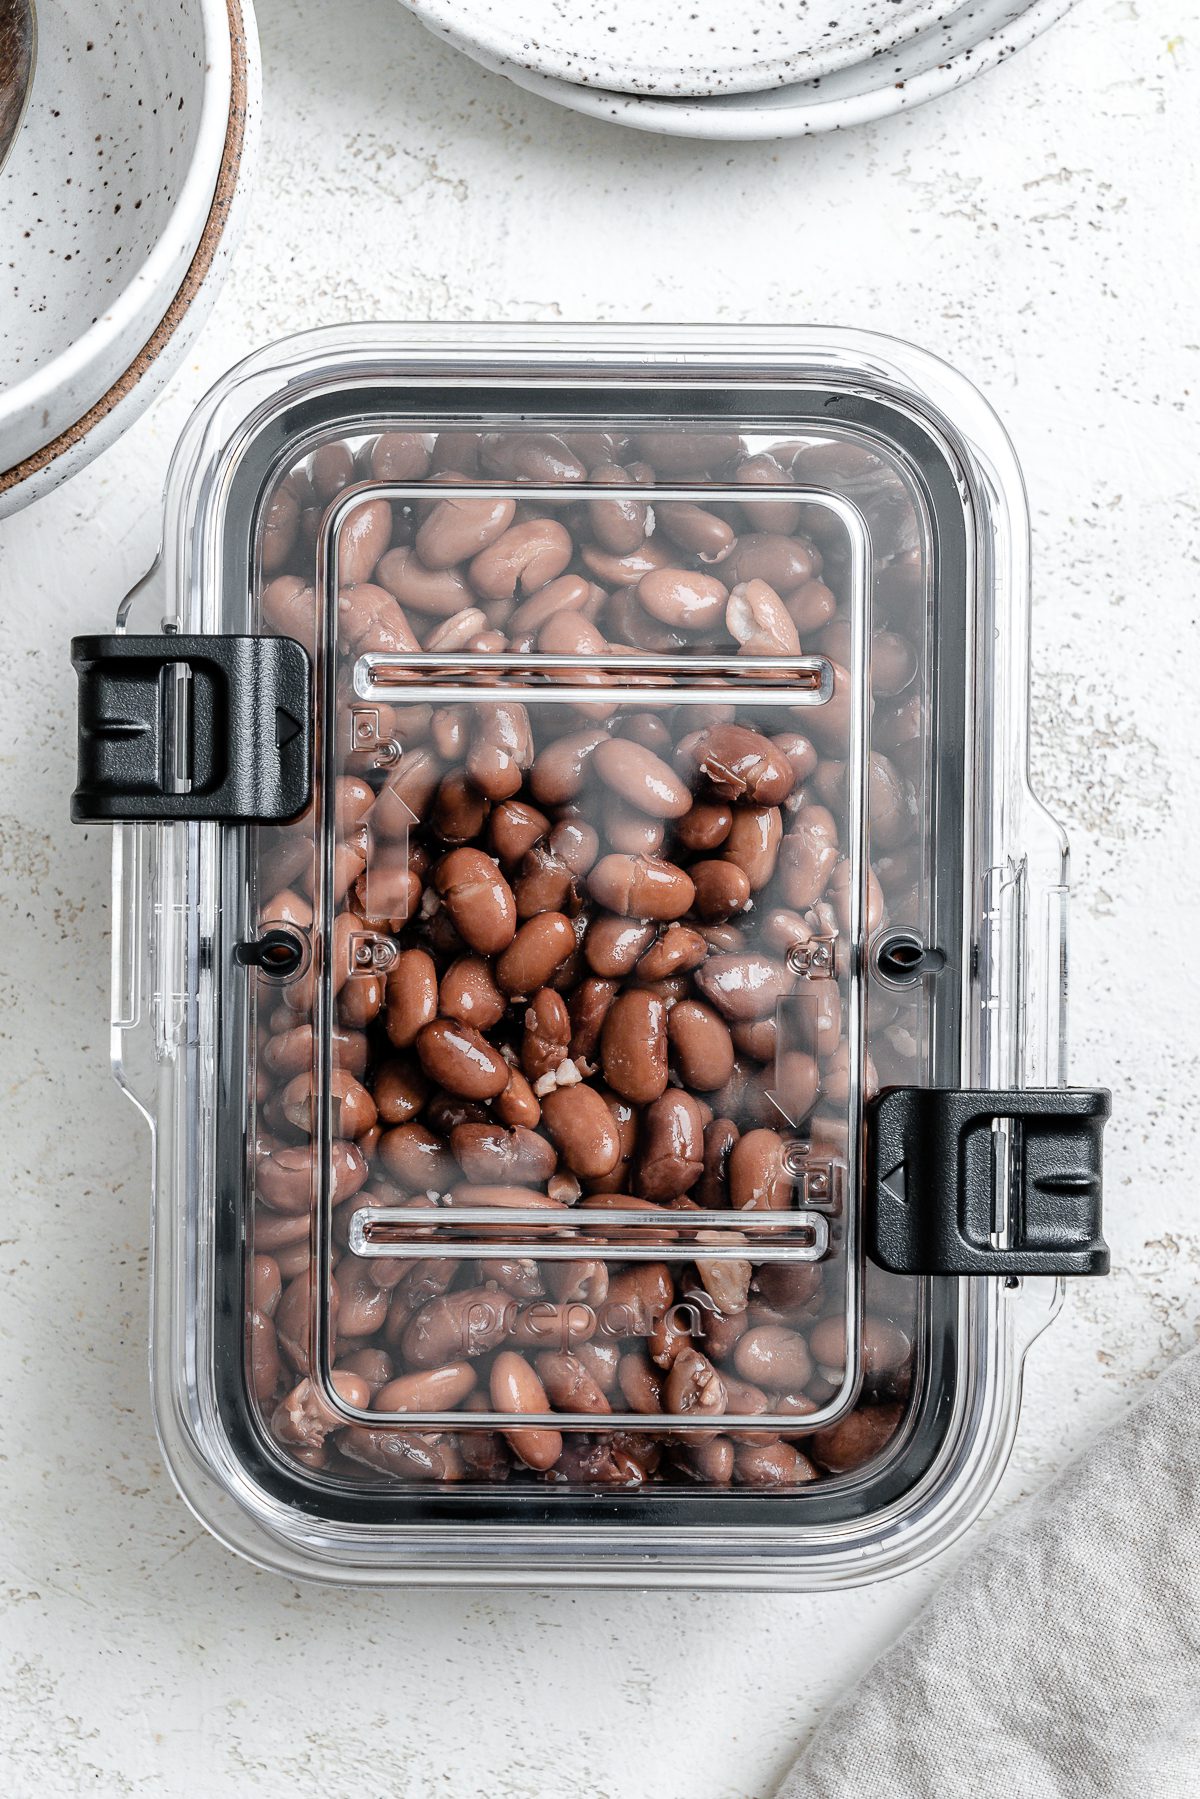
xmin=568 ymin=977 xmax=618 ymax=1062
xmin=675 ymin=800 xmax=733 ymax=852
xmin=632 ymin=430 xmax=741 ymax=476
xmin=376 ymin=545 xmax=474 ymax=617
xmin=729 ymin=1128 xmax=791 ymax=1212
xmin=521 ymin=987 xmax=572 ymax=1083
xmin=466 ymin=702 xmax=534 ymax=801
xmin=588 ymin=853 xmax=695 ymax=920
xmin=398 ymin=1289 xmax=506 ymax=1369
xmin=718 ymin=532 xmax=817 ymax=595
xmin=603 ymin=796 xmax=665 ymax=858
xmin=373 ymin=1057 xmax=429 ymax=1125
xmin=415 ymin=494 xmax=516 ymax=569
xmin=734 ymin=1325 xmax=814 ymax=1391
xmin=638 ymin=1091 xmax=705 ymax=1201
xmin=667 ymin=999 xmax=735 ymax=1092
xmin=490 ymin=1351 xmax=563 ymax=1471
xmin=384 ymin=949 xmax=438 ymax=1048
xmin=726 ymin=579 xmax=803 ymax=657
xmin=679 ymin=723 xmax=796 ymax=806
xmin=488 ymin=799 xmax=550 ymax=866
xmin=734 ymin=1441 xmax=818 ymax=1487
xmin=529 ymin=726 xmax=609 ymax=806
xmin=373 ymin=1363 xmax=475 ymax=1412
xmin=635 ymin=924 xmax=708 ymax=982
xmin=593 ymin=736 xmax=692 ymax=818
xmin=584 ymin=916 xmax=656 ymax=977
xmin=481 ymin=431 xmax=587 ymax=484
xmin=654 ymin=500 xmax=736 ymax=563
xmin=637 ymin=567 xmax=728 ymax=631
xmin=690 ymin=859 xmax=752 ymax=922
xmin=723 ymin=804 xmax=783 ymax=890
xmin=495 ymin=1066 xmax=541 ymax=1129
xmin=601 ymin=990 xmax=669 ymax=1104
xmin=541 ymin=1084 xmax=622 ymax=1180
xmin=434 ymin=848 xmax=517 ymax=953
xmin=693 ymin=1230 xmax=752 ymax=1316
xmin=618 ymin=1352 xmax=665 ymax=1413
xmin=495 ymin=912 xmax=576 ymax=995
xmin=808 ymin=1404 xmax=904 ymax=1474
xmin=535 ymin=1352 xmax=612 ymax=1415
xmin=665 ymin=1349 xmax=727 ymax=1417
xmin=337 ymin=499 xmax=394 ymax=586
xmin=376 ymin=1122 xmax=454 ymax=1191
xmin=778 ymin=805 xmax=840 ymax=908
xmin=415 ymin=1019 xmax=510 ymax=1099
xmin=438 ymin=956 xmax=506 ymax=1031
xmin=549 ymin=813 xmax=600 ymax=876
xmin=587 ymin=462 xmax=649 ymax=553
xmin=469 ymin=517 xmax=573 ymax=600
xmin=694 ymin=953 xmax=789 ymax=1022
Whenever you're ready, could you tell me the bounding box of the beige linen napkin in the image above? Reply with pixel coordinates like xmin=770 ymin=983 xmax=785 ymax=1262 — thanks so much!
xmin=776 ymin=1348 xmax=1200 ymax=1799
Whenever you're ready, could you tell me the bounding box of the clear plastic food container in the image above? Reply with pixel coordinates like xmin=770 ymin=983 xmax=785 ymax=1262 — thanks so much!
xmin=72 ymin=325 xmax=1110 ymax=1588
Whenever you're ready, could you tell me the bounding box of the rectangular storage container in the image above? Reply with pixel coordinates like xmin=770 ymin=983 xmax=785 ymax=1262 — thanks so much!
xmin=72 ymin=325 xmax=1109 ymax=1587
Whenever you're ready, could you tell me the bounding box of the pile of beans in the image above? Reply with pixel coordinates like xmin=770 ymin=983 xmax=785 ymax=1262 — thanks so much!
xmin=247 ymin=425 xmax=925 ymax=1491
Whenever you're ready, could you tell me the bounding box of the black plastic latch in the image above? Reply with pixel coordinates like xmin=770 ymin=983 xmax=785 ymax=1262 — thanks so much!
xmin=71 ymin=634 xmax=312 ymax=824
xmin=867 ymin=1086 xmax=1110 ymax=1277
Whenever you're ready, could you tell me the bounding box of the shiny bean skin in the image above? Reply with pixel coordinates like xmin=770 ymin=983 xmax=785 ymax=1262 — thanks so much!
xmin=665 ymin=1349 xmax=727 ymax=1417
xmin=733 ymin=1441 xmax=818 ymax=1487
xmin=729 ymin=1129 xmax=791 ymax=1212
xmin=490 ymin=1351 xmax=563 ymax=1471
xmin=593 ymin=736 xmax=692 ymax=819
xmin=434 ymin=848 xmax=517 ymax=954
xmin=675 ymin=800 xmax=733 ymax=853
xmin=635 ymin=924 xmax=708 ymax=982
xmin=439 ymin=956 xmax=507 ymax=1030
xmin=535 ymin=1352 xmax=612 ymax=1415
xmin=495 ymin=912 xmax=576 ymax=995
xmin=588 ymin=854 xmax=696 ymax=921
xmin=586 ymin=462 xmax=649 ymax=554
xmin=415 ymin=1019 xmax=510 ymax=1099
xmin=637 ymin=567 xmax=728 ymax=630
xmin=415 ymin=494 xmax=516 ymax=569
xmin=694 ymin=953 xmax=789 ymax=1022
xmin=384 ymin=949 xmax=438 ymax=1047
xmin=585 ymin=916 xmax=656 ymax=977
xmin=723 ymin=804 xmax=782 ymax=890
xmin=601 ymin=990 xmax=669 ymax=1104
xmin=654 ymin=500 xmax=737 ymax=564
xmin=668 ymin=999 xmax=735 ymax=1092
xmin=373 ymin=1362 xmax=476 ymax=1412
xmin=679 ymin=723 xmax=796 ymax=807
xmin=690 ymin=859 xmax=752 ymax=922
xmin=808 ymin=1404 xmax=904 ymax=1474
xmin=337 ymin=499 xmax=394 ymax=586
xmin=540 ymin=1084 xmax=622 ymax=1180
xmin=638 ymin=1091 xmax=706 ymax=1201
xmin=734 ymin=1325 xmax=814 ymax=1392
xmin=725 ymin=579 xmax=802 ymax=657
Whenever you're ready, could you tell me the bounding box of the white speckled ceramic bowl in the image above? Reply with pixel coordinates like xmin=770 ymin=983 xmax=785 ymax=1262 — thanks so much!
xmin=408 ymin=0 xmax=1078 ymax=138
xmin=0 ymin=0 xmax=259 ymax=517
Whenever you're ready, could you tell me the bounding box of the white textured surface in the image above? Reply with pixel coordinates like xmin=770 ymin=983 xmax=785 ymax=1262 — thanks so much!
xmin=0 ymin=2 xmax=1197 ymax=1793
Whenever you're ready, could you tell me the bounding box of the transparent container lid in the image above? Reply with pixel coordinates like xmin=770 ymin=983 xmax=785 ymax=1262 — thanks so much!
xmin=85 ymin=327 xmax=1107 ymax=1587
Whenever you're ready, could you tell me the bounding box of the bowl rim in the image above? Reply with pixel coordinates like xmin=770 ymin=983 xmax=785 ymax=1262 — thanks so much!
xmin=0 ymin=0 xmax=241 ymax=486
xmin=438 ymin=0 xmax=1078 ymax=139
xmin=405 ymin=0 xmax=958 ymax=100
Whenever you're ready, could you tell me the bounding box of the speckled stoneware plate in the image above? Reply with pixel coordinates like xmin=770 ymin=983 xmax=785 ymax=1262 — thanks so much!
xmin=434 ymin=0 xmax=1077 ymax=139
xmin=404 ymin=0 xmax=961 ymax=97
xmin=0 ymin=0 xmax=258 ymax=515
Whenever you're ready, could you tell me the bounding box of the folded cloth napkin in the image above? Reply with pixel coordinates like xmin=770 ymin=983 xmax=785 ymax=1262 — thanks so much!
xmin=775 ymin=1347 xmax=1200 ymax=1799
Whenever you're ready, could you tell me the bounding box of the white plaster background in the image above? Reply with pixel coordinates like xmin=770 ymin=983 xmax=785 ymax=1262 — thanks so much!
xmin=0 ymin=2 xmax=1197 ymax=1793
